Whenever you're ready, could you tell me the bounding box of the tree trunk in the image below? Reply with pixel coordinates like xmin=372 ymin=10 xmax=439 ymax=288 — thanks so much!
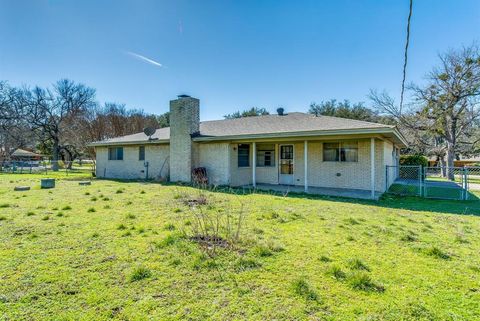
xmin=439 ymin=157 xmax=447 ymax=177
xmin=446 ymin=142 xmax=455 ymax=181
xmin=51 ymin=140 xmax=59 ymax=171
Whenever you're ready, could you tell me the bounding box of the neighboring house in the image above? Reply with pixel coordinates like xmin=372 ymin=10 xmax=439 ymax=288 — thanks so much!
xmin=89 ymin=95 xmax=407 ymax=199
xmin=11 ymin=149 xmax=42 ymax=163
xmin=428 ymin=156 xmax=480 ymax=167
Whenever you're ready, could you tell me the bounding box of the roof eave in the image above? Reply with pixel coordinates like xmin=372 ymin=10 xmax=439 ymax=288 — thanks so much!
xmin=192 ymin=127 xmax=402 ymax=142
xmin=88 ymin=139 xmax=169 ymax=147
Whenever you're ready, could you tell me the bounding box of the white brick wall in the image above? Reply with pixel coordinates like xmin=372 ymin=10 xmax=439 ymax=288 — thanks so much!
xmin=96 ymin=145 xmax=169 ymax=180
xmin=196 ymin=143 xmax=230 ymax=185
xmin=228 ymin=139 xmax=389 ymax=192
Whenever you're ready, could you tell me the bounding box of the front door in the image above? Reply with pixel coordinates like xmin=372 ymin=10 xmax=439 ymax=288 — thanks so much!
xmin=279 ymin=145 xmax=294 ymax=185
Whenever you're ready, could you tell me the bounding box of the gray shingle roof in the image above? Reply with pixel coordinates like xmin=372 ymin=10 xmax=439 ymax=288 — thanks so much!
xmin=90 ymin=112 xmax=399 ymax=146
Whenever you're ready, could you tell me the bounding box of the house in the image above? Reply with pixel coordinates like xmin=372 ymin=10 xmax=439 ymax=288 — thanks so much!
xmin=89 ymin=95 xmax=407 ymax=199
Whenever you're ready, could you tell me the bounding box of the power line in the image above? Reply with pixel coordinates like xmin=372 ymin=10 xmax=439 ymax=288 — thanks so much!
xmin=400 ymin=0 xmax=413 ymax=113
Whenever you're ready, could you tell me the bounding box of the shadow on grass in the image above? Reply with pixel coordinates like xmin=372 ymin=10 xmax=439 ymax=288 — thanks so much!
xmin=95 ymin=178 xmax=480 ymax=216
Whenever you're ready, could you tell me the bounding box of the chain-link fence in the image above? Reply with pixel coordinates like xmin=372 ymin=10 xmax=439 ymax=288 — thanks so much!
xmin=0 ymin=160 xmax=95 ymax=176
xmin=385 ymin=165 xmax=422 ymax=197
xmin=386 ymin=165 xmax=477 ymax=200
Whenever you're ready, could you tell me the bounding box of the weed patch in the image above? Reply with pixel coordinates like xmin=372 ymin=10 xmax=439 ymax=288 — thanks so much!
xmin=292 ymin=278 xmax=319 ymax=302
xmin=129 ymin=266 xmax=151 ymax=282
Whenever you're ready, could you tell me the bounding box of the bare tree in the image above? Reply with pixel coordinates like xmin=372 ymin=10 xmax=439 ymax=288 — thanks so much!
xmin=23 ymin=79 xmax=96 ymax=170
xmin=371 ymin=44 xmax=480 ymax=180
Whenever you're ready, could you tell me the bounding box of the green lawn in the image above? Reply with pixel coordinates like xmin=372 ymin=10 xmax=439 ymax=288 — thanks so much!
xmin=1 ymin=173 xmax=480 ymax=320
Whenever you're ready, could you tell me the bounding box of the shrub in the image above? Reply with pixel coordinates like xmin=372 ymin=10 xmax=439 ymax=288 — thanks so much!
xmin=292 ymin=278 xmax=319 ymax=301
xmin=400 ymin=154 xmax=428 ymax=167
xmin=348 ymin=272 xmax=385 ymax=292
xmin=348 ymin=258 xmax=370 ymax=271
xmin=129 ymin=266 xmax=152 ymax=282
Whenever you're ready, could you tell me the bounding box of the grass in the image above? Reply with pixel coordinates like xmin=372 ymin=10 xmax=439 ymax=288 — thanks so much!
xmin=0 ymin=173 xmax=480 ymax=320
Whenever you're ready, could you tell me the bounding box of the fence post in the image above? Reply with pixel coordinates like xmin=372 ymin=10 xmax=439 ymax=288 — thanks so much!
xmin=418 ymin=166 xmax=423 ymax=197
xmin=464 ymin=167 xmax=468 ymax=201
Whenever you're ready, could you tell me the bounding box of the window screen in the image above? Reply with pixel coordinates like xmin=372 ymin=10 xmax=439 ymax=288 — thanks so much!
xmin=256 ymin=144 xmax=275 ymax=167
xmin=108 ymin=147 xmax=124 ymax=160
xmin=238 ymin=144 xmax=250 ymax=167
xmin=323 ymin=142 xmax=358 ymax=162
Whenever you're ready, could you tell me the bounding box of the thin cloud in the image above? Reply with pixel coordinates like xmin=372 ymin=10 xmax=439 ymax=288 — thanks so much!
xmin=125 ymin=51 xmax=162 ymax=67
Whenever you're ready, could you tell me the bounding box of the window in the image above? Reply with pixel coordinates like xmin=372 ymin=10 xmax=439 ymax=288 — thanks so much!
xmin=238 ymin=144 xmax=250 ymax=167
xmin=323 ymin=142 xmax=358 ymax=162
xmin=139 ymin=146 xmax=145 ymax=161
xmin=108 ymin=147 xmax=124 ymax=160
xmin=256 ymin=144 xmax=275 ymax=167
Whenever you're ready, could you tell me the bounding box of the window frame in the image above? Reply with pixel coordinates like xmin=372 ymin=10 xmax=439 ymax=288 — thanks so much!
xmin=139 ymin=146 xmax=145 ymax=161
xmin=256 ymin=144 xmax=276 ymax=167
xmin=323 ymin=141 xmax=358 ymax=162
xmin=237 ymin=144 xmax=250 ymax=168
xmin=108 ymin=147 xmax=124 ymax=161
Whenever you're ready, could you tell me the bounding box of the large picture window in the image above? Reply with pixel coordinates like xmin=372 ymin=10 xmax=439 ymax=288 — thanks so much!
xmin=323 ymin=142 xmax=358 ymax=162
xmin=256 ymin=144 xmax=275 ymax=167
xmin=108 ymin=147 xmax=124 ymax=160
xmin=238 ymin=144 xmax=250 ymax=167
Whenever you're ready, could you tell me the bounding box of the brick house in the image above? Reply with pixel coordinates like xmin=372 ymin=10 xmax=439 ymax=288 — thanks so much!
xmin=90 ymin=95 xmax=407 ymax=199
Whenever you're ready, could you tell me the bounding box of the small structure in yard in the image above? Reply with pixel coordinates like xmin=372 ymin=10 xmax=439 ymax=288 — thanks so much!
xmin=40 ymin=178 xmax=55 ymax=189
xmin=14 ymin=186 xmax=30 ymax=191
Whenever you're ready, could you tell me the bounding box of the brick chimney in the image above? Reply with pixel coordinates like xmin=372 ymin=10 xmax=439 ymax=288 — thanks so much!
xmin=169 ymin=95 xmax=200 ymax=182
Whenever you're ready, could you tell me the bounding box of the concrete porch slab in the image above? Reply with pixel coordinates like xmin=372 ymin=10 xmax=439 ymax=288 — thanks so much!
xmin=242 ymin=183 xmax=381 ymax=200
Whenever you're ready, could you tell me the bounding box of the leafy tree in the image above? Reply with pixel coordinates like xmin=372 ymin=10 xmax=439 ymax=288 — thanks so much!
xmin=157 ymin=111 xmax=170 ymax=128
xmin=308 ymin=99 xmax=395 ymax=125
xmin=224 ymin=107 xmax=269 ymax=119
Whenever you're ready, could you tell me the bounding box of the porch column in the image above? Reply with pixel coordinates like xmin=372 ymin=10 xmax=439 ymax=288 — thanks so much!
xmin=370 ymin=138 xmax=375 ymax=199
xmin=304 ymin=140 xmax=308 ymax=192
xmin=252 ymin=142 xmax=256 ymax=188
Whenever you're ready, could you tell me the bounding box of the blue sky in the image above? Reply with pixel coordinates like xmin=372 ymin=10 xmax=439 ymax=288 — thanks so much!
xmin=1 ymin=1 xmax=479 ymax=120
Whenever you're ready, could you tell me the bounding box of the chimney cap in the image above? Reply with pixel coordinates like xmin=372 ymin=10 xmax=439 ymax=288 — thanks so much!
xmin=277 ymin=107 xmax=285 ymax=116
xmin=177 ymin=94 xmax=191 ymax=98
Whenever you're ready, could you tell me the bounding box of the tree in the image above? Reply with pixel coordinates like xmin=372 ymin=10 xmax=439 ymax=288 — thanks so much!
xmin=23 ymin=79 xmax=96 ymax=170
xmin=371 ymin=44 xmax=480 ymax=180
xmin=308 ymin=99 xmax=395 ymax=125
xmin=157 ymin=111 xmax=170 ymax=128
xmin=224 ymin=107 xmax=269 ymax=119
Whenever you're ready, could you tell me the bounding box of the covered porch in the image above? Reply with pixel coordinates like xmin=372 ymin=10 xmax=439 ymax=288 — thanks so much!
xmin=229 ymin=137 xmax=384 ymax=200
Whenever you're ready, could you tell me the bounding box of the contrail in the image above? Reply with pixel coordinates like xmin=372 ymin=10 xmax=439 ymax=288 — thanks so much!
xmin=125 ymin=51 xmax=162 ymax=67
